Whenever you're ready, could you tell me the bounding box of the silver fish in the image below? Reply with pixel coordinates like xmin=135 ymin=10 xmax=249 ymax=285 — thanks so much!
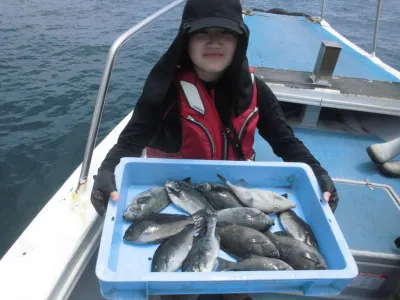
xmin=123 ymin=212 xmax=205 ymax=244
xmin=182 ymin=213 xmax=220 ymax=272
xmin=151 ymin=223 xmax=203 ymax=272
xmin=216 ymin=207 xmax=274 ymax=231
xmin=214 ymin=255 xmax=294 ymax=271
xmin=165 ymin=180 xmax=214 ymax=215
xmin=216 ymin=225 xmax=279 ymax=259
xmin=123 ymin=186 xmax=170 ymax=221
xmin=217 ymin=174 xmax=296 ymax=214
xmin=195 ymin=182 xmax=244 ymax=209
xmin=278 ymin=209 xmax=319 ymax=249
xmin=265 ymin=231 xmax=327 ymax=270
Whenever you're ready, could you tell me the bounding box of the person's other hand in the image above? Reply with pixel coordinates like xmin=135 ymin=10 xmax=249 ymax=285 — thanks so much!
xmin=90 ymin=170 xmax=119 ymax=216
xmin=317 ymin=174 xmax=339 ymax=212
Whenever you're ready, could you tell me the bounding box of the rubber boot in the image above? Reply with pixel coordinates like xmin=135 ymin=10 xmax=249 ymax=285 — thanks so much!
xmin=366 ymin=137 xmax=400 ymax=164
xmin=379 ymin=161 xmax=400 ymax=177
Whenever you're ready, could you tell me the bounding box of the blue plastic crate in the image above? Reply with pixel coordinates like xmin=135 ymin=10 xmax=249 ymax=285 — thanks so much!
xmin=96 ymin=158 xmax=358 ymax=299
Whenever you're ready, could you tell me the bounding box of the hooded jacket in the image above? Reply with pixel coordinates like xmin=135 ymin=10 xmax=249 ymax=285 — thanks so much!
xmin=98 ymin=0 xmax=329 ymax=179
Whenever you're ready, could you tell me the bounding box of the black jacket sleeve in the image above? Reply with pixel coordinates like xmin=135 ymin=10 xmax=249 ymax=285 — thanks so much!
xmin=255 ymin=77 xmax=328 ymax=178
xmin=98 ymin=86 xmax=176 ymax=172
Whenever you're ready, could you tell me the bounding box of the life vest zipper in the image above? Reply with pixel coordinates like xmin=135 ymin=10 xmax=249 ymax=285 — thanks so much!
xmin=239 ymin=107 xmax=259 ymax=140
xmin=186 ymin=115 xmax=215 ymax=158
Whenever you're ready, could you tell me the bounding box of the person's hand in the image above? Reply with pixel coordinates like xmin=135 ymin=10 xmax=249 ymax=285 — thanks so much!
xmin=316 ymin=174 xmax=339 ymax=212
xmin=90 ymin=170 xmax=119 ymax=216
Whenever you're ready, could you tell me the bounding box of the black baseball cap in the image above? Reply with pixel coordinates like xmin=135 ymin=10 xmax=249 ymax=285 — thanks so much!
xmin=182 ymin=0 xmax=244 ymax=35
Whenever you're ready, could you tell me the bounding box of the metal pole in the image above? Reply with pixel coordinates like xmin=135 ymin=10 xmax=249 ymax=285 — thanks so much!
xmin=371 ymin=0 xmax=383 ymax=57
xmin=321 ymin=0 xmax=326 ymax=19
xmin=76 ymin=0 xmax=186 ymax=193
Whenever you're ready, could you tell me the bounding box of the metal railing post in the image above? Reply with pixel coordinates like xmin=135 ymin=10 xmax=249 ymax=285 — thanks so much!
xmin=321 ymin=0 xmax=326 ymax=19
xmin=371 ymin=0 xmax=383 ymax=57
xmin=76 ymin=0 xmax=186 ymax=193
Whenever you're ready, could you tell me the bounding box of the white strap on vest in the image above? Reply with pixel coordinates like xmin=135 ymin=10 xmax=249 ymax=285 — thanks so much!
xmin=180 ymin=71 xmax=254 ymax=115
xmin=180 ymin=80 xmax=205 ymax=115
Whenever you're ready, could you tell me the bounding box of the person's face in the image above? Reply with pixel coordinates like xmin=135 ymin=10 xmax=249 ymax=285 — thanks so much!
xmin=188 ymin=27 xmax=238 ymax=81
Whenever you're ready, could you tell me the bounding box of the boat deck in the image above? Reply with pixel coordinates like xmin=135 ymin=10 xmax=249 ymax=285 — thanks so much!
xmin=254 ymin=129 xmax=400 ymax=258
xmin=245 ymin=12 xmax=400 ymax=82
xmin=254 ymin=128 xmax=400 ymax=196
xmin=244 ymin=11 xmax=400 ymax=116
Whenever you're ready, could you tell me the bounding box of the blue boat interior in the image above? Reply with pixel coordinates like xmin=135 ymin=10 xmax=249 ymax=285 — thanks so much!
xmin=245 ymin=9 xmax=400 ymax=263
xmin=245 ymin=12 xmax=400 ymax=83
xmin=254 ymin=129 xmax=400 ymax=257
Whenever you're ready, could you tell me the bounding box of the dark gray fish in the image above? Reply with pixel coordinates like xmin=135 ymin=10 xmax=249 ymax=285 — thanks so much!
xmin=274 ymin=231 xmax=290 ymax=237
xmin=216 ymin=207 xmax=274 ymax=231
xmin=123 ymin=212 xmax=205 ymax=244
xmin=214 ymin=255 xmax=294 ymax=271
xmin=195 ymin=182 xmax=244 ymax=209
xmin=217 ymin=174 xmax=296 ymax=214
xmin=216 ymin=225 xmax=279 ymax=259
xmin=264 ymin=231 xmax=327 ymax=270
xmin=165 ymin=180 xmax=214 ymax=215
xmin=152 ymin=223 xmax=203 ymax=272
xmin=123 ymin=187 xmax=170 ymax=221
xmin=182 ymin=213 xmax=220 ymax=272
xmin=278 ymin=210 xmax=319 ymax=249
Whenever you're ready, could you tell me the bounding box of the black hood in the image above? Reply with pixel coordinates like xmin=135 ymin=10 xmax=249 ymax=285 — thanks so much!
xmin=139 ymin=0 xmax=253 ymax=117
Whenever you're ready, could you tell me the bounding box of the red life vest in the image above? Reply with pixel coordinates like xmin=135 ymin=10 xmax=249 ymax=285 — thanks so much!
xmin=146 ymin=68 xmax=259 ymax=160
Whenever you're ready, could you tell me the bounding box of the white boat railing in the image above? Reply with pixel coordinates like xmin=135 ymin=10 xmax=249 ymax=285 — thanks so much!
xmin=371 ymin=0 xmax=383 ymax=57
xmin=320 ymin=0 xmax=384 ymax=57
xmin=76 ymin=0 xmax=186 ymax=195
xmin=321 ymin=0 xmax=326 ymax=19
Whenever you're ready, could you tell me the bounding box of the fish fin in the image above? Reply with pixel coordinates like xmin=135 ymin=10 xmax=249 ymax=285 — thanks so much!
xmin=136 ymin=196 xmax=152 ymax=204
xmin=181 ymin=177 xmax=192 ymax=184
xmin=235 ymin=178 xmax=249 ymax=188
xmin=274 ymin=231 xmax=289 ymax=237
xmin=245 ymin=195 xmax=255 ymax=207
xmin=213 ymin=257 xmax=234 ymax=272
xmin=165 ymin=186 xmax=181 ymax=196
xmin=217 ymin=173 xmax=227 ymax=184
xmin=281 ymin=193 xmax=288 ymax=198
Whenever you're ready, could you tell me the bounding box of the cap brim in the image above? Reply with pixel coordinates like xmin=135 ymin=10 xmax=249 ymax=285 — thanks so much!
xmin=188 ymin=17 xmax=242 ymax=34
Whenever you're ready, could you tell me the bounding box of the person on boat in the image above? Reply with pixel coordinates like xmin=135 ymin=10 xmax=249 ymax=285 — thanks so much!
xmin=90 ymin=0 xmax=339 ymax=216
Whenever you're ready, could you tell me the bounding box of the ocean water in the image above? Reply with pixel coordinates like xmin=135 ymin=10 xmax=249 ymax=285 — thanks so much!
xmin=0 ymin=0 xmax=399 ymax=258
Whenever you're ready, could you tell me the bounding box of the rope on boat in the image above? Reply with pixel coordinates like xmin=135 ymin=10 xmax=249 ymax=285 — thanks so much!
xmin=243 ymin=7 xmax=320 ymax=23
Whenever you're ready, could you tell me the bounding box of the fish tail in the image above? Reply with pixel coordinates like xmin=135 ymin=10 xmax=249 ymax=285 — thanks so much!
xmin=213 ymin=257 xmax=235 ymax=272
xmin=192 ymin=207 xmax=212 ymax=219
xmin=194 ymin=216 xmax=206 ymax=232
xmin=217 ymin=173 xmax=227 ymax=184
xmin=181 ymin=177 xmax=192 ymax=184
xmin=192 ymin=208 xmax=210 ymax=230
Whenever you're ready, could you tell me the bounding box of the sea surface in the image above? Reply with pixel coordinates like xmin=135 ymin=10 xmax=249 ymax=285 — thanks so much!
xmin=0 ymin=0 xmax=399 ymax=258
